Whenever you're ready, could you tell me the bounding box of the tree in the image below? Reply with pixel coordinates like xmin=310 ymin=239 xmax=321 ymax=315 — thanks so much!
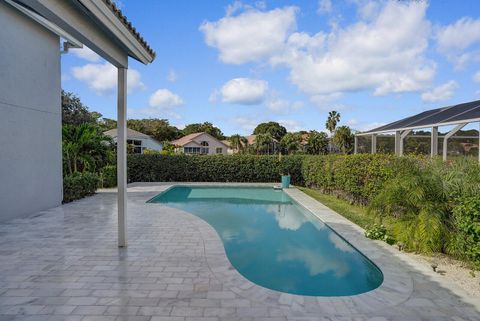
xmin=280 ymin=132 xmax=302 ymax=155
xmin=127 ymin=118 xmax=180 ymax=142
xmin=62 ymin=90 xmax=98 ymax=125
xmin=228 ymin=134 xmax=248 ymax=153
xmin=307 ymin=131 xmax=329 ymax=155
xmin=182 ymin=122 xmax=225 ymax=140
xmin=333 ymin=126 xmax=354 ymax=154
xmin=326 ymin=111 xmax=341 ymax=135
xmin=98 ymin=118 xmax=117 ymax=131
xmin=253 ymin=122 xmax=287 ymax=141
xmin=253 ymin=133 xmax=275 ymax=154
xmin=62 ymin=123 xmax=112 ymax=175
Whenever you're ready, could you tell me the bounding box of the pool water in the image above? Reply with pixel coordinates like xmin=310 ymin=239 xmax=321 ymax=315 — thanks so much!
xmin=149 ymin=186 xmax=383 ymax=296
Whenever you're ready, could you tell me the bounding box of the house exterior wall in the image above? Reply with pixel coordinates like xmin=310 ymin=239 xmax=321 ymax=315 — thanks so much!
xmin=0 ymin=2 xmax=62 ymax=222
xmin=180 ymin=134 xmax=228 ymax=155
xmin=142 ymin=138 xmax=163 ymax=152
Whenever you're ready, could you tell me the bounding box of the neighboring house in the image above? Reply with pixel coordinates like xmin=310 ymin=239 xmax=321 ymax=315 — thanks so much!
xmin=0 ymin=0 xmax=154 ymax=224
xmin=172 ymin=132 xmax=228 ymax=155
xmin=104 ymin=128 xmax=163 ymax=154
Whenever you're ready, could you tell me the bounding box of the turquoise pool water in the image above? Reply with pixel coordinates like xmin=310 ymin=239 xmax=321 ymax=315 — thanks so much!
xmin=149 ymin=186 xmax=383 ymax=296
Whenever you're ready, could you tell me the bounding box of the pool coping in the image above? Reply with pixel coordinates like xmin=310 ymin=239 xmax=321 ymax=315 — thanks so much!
xmin=127 ymin=182 xmax=478 ymax=316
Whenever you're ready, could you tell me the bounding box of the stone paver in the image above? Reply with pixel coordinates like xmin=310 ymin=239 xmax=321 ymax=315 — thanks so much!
xmin=0 ymin=182 xmax=478 ymax=321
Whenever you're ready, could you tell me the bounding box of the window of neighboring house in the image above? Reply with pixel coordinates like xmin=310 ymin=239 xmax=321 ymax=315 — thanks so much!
xmin=184 ymin=147 xmax=201 ymax=154
xmin=126 ymin=139 xmax=143 ymax=154
xmin=216 ymin=147 xmax=223 ymax=154
xmin=200 ymin=141 xmax=209 ymax=154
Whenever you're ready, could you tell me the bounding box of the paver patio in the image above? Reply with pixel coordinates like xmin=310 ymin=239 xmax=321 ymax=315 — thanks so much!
xmin=0 ymin=183 xmax=478 ymax=321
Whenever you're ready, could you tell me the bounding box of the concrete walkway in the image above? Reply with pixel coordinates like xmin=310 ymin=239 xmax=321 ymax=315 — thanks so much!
xmin=0 ymin=183 xmax=478 ymax=321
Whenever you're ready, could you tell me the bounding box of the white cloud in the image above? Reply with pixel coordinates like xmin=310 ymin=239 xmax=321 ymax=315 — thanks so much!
xmin=273 ymin=1 xmax=434 ymax=97
xmin=317 ymin=0 xmax=332 ymax=15
xmin=346 ymin=119 xmax=384 ymax=132
xmin=167 ymin=69 xmax=178 ymax=82
xmin=265 ymin=91 xmax=304 ymax=113
xmin=278 ymin=119 xmax=303 ymax=132
xmin=473 ymin=71 xmax=480 ymax=83
xmin=203 ymin=1 xmax=434 ymax=99
xmin=128 ymin=89 xmax=184 ymax=119
xmin=421 ymin=80 xmax=458 ymax=103
xmin=200 ymin=6 xmax=298 ymax=64
xmin=72 ymin=63 xmax=145 ymax=95
xmin=233 ymin=116 xmax=260 ymax=132
xmin=436 ymin=17 xmax=480 ymax=67
xmin=217 ymin=78 xmax=269 ymax=104
xmin=70 ymin=46 xmax=100 ymax=62
xmin=149 ymin=89 xmax=184 ymax=108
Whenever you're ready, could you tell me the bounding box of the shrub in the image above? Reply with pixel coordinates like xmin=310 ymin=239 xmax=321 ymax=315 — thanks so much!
xmin=450 ymin=196 xmax=480 ymax=267
xmin=364 ymin=224 xmax=395 ymax=244
xmin=127 ymin=154 xmax=305 ymax=185
xmin=368 ymin=164 xmax=449 ymax=253
xmin=100 ymin=165 xmax=117 ymax=188
xmin=63 ymin=172 xmax=99 ymax=203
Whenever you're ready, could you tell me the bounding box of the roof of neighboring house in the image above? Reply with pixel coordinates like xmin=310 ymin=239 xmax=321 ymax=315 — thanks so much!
xmin=221 ymin=140 xmax=231 ymax=147
xmin=104 ymin=128 xmax=152 ymax=140
xmin=101 ymin=0 xmax=156 ymax=59
xmin=245 ymin=134 xmax=279 ymax=145
xmin=172 ymin=132 xmax=229 ymax=148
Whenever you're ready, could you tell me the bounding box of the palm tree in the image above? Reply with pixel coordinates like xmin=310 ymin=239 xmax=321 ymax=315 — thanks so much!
xmin=254 ymin=133 xmax=274 ymax=154
xmin=326 ymin=111 xmax=340 ymax=135
xmin=280 ymin=133 xmax=302 ymax=155
xmin=62 ymin=124 xmax=111 ymax=175
xmin=333 ymin=125 xmax=354 ymax=154
xmin=228 ymin=134 xmax=248 ymax=153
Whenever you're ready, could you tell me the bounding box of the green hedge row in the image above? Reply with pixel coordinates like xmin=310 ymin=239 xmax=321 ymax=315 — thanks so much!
xmin=127 ymin=154 xmax=306 ymax=185
xmin=63 ymin=172 xmax=100 ymax=203
xmin=127 ymin=153 xmax=418 ymax=204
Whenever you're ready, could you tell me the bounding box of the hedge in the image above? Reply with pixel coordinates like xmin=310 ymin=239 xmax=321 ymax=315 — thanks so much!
xmin=127 ymin=154 xmax=306 ymax=185
xmin=127 ymin=154 xmax=419 ymax=204
xmin=63 ymin=172 xmax=100 ymax=203
xmin=100 ymin=165 xmax=117 ymax=188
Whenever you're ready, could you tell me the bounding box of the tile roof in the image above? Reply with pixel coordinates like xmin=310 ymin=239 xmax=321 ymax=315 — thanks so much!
xmin=104 ymin=128 xmax=151 ymax=139
xmin=171 ymin=132 xmax=205 ymax=146
xmin=102 ymin=0 xmax=156 ymax=59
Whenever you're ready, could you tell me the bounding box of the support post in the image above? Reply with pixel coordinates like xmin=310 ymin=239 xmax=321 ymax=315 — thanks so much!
xmin=443 ymin=123 xmax=467 ymax=161
xmin=399 ymin=129 xmax=412 ymax=156
xmin=354 ymin=136 xmax=358 ymax=154
xmin=117 ymin=67 xmax=128 ymax=247
xmin=431 ymin=126 xmax=438 ymax=158
xmin=371 ymin=134 xmax=377 ymax=154
xmin=394 ymin=131 xmax=401 ymax=156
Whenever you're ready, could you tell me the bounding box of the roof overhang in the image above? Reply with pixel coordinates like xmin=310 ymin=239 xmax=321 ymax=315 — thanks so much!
xmin=17 ymin=0 xmax=155 ymax=67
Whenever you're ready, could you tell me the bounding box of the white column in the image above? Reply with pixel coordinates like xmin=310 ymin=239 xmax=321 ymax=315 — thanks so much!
xmin=371 ymin=134 xmax=377 ymax=154
xmin=399 ymin=130 xmax=412 ymax=156
xmin=354 ymin=136 xmax=358 ymax=154
xmin=443 ymin=123 xmax=467 ymax=161
xmin=117 ymin=67 xmax=127 ymax=247
xmin=394 ymin=131 xmax=401 ymax=156
xmin=431 ymin=126 xmax=438 ymax=158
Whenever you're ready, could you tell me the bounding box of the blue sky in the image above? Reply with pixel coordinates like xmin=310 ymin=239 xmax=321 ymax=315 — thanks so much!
xmin=61 ymin=0 xmax=480 ymax=136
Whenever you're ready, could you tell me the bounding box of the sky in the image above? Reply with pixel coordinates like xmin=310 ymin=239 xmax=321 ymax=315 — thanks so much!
xmin=61 ymin=0 xmax=480 ymax=136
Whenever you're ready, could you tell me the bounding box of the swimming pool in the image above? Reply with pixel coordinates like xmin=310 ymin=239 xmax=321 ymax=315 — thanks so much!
xmin=149 ymin=186 xmax=383 ymax=296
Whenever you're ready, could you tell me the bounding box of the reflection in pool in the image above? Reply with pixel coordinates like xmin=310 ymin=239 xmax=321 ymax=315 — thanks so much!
xmin=149 ymin=186 xmax=383 ymax=296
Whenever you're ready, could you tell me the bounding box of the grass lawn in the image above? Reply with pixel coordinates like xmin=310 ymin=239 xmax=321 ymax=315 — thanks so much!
xmin=297 ymin=187 xmax=396 ymax=233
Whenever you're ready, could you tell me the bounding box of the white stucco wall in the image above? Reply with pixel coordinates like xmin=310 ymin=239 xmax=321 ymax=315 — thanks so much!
xmin=142 ymin=138 xmax=163 ymax=152
xmin=182 ymin=133 xmax=228 ymax=155
xmin=0 ymin=2 xmax=62 ymax=222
